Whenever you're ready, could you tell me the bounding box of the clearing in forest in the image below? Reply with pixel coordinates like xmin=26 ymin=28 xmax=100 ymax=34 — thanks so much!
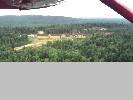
xmin=14 ymin=35 xmax=86 ymax=51
xmin=14 ymin=36 xmax=59 ymax=51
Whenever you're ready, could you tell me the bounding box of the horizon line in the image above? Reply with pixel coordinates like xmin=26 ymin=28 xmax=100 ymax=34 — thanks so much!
xmin=0 ymin=15 xmax=125 ymax=19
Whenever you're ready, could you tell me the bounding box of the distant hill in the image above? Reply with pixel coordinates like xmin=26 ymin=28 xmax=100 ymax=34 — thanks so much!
xmin=0 ymin=15 xmax=130 ymax=27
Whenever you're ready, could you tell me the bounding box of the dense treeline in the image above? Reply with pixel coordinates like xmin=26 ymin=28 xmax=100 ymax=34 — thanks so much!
xmin=0 ymin=22 xmax=132 ymax=34
xmin=0 ymin=16 xmax=129 ymax=27
xmin=0 ymin=22 xmax=133 ymax=62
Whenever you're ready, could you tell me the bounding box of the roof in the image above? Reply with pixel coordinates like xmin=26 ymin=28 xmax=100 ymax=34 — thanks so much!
xmin=37 ymin=31 xmax=44 ymax=35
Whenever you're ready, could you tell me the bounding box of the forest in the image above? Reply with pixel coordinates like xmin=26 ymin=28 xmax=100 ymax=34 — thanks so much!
xmin=0 ymin=16 xmax=133 ymax=62
xmin=0 ymin=15 xmax=129 ymax=27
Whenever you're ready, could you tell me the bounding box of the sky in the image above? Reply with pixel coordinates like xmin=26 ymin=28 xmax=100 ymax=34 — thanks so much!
xmin=0 ymin=0 xmax=133 ymax=18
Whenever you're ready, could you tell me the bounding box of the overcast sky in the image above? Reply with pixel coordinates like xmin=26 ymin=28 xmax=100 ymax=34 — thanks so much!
xmin=0 ymin=0 xmax=133 ymax=18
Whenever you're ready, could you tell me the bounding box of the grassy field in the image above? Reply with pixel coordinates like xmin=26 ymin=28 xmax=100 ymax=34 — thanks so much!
xmin=14 ymin=36 xmax=59 ymax=51
xmin=14 ymin=35 xmax=86 ymax=51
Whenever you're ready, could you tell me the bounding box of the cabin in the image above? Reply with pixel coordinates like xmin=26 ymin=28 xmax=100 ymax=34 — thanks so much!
xmin=37 ymin=31 xmax=45 ymax=36
xmin=37 ymin=31 xmax=45 ymax=40
xmin=48 ymin=34 xmax=61 ymax=39
xmin=100 ymin=28 xmax=107 ymax=31
xmin=91 ymin=27 xmax=107 ymax=31
xmin=48 ymin=34 xmax=51 ymax=38
xmin=104 ymin=32 xmax=112 ymax=35
xmin=27 ymin=34 xmax=35 ymax=38
xmin=60 ymin=34 xmax=66 ymax=38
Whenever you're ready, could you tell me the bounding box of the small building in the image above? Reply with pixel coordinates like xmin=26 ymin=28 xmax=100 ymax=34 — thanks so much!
xmin=104 ymin=32 xmax=112 ymax=35
xmin=100 ymin=28 xmax=107 ymax=31
xmin=48 ymin=34 xmax=51 ymax=38
xmin=60 ymin=34 xmax=66 ymax=38
xmin=37 ymin=31 xmax=45 ymax=36
xmin=91 ymin=27 xmax=107 ymax=31
xmin=27 ymin=34 xmax=35 ymax=38
xmin=37 ymin=31 xmax=45 ymax=40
